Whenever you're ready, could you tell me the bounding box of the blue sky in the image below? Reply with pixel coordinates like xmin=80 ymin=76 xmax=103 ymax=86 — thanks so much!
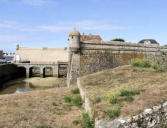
xmin=0 ymin=0 xmax=167 ymax=52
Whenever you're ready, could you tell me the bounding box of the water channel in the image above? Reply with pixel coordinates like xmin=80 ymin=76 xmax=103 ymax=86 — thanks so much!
xmin=0 ymin=77 xmax=66 ymax=95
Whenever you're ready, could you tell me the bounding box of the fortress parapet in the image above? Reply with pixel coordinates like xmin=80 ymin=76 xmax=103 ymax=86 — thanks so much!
xmin=67 ymin=30 xmax=167 ymax=86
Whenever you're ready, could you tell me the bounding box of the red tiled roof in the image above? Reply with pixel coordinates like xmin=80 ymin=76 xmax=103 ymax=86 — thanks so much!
xmin=81 ymin=34 xmax=102 ymax=41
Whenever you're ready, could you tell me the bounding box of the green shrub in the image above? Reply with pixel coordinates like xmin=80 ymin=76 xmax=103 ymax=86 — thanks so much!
xmin=73 ymin=120 xmax=80 ymax=125
xmin=133 ymin=59 xmax=143 ymax=67
xmin=72 ymin=96 xmax=82 ymax=106
xmin=132 ymin=59 xmax=151 ymax=68
xmin=81 ymin=113 xmax=94 ymax=128
xmin=142 ymin=60 xmax=151 ymax=68
xmin=64 ymin=96 xmax=72 ymax=103
xmin=106 ymin=105 xmax=120 ymax=119
xmin=35 ymin=125 xmax=51 ymax=128
xmin=72 ymin=88 xmax=80 ymax=94
xmin=120 ymin=90 xmax=140 ymax=96
xmin=124 ymin=96 xmax=134 ymax=102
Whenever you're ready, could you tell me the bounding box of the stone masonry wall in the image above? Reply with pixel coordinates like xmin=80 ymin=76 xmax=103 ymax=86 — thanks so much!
xmin=68 ymin=41 xmax=167 ymax=84
xmin=79 ymin=42 xmax=165 ymax=77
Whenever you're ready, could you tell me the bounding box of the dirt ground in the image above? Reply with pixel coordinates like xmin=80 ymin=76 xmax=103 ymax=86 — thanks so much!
xmin=0 ymin=87 xmax=82 ymax=128
xmin=80 ymin=65 xmax=167 ymax=120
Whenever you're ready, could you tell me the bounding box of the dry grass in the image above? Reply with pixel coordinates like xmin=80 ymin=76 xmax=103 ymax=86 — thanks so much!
xmin=0 ymin=87 xmax=82 ymax=128
xmin=80 ymin=65 xmax=167 ymax=120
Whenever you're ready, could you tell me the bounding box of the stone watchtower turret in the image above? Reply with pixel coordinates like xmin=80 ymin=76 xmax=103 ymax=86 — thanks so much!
xmin=68 ymin=29 xmax=81 ymax=52
xmin=67 ymin=29 xmax=81 ymax=86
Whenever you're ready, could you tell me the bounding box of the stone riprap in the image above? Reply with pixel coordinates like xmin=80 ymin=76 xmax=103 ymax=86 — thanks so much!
xmin=95 ymin=102 xmax=167 ymax=128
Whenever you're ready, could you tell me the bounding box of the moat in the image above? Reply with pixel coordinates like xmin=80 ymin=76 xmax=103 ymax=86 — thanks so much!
xmin=0 ymin=77 xmax=66 ymax=95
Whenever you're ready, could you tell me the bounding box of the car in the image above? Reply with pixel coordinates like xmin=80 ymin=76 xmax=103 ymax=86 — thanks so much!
xmin=0 ymin=59 xmax=7 ymax=64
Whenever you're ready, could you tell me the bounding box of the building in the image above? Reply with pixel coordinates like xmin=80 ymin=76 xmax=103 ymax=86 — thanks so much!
xmin=0 ymin=50 xmax=3 ymax=59
xmin=138 ymin=39 xmax=159 ymax=46
xmin=80 ymin=33 xmax=102 ymax=42
xmin=14 ymin=45 xmax=68 ymax=64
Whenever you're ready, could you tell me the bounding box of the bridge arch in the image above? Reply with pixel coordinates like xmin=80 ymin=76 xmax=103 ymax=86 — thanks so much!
xmin=17 ymin=66 xmax=26 ymax=77
xmin=43 ymin=67 xmax=53 ymax=77
xmin=29 ymin=66 xmax=41 ymax=77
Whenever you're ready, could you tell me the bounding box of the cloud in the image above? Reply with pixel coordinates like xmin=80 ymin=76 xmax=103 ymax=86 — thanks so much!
xmin=0 ymin=20 xmax=126 ymax=32
xmin=0 ymin=21 xmax=38 ymax=31
xmin=21 ymin=0 xmax=50 ymax=6
xmin=40 ymin=20 xmax=126 ymax=31
xmin=0 ymin=34 xmax=25 ymax=43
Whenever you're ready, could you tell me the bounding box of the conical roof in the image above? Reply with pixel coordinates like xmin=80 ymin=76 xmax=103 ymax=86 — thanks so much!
xmin=69 ymin=29 xmax=80 ymax=36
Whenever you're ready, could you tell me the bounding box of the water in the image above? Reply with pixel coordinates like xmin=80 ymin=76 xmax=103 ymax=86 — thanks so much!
xmin=0 ymin=77 xmax=66 ymax=95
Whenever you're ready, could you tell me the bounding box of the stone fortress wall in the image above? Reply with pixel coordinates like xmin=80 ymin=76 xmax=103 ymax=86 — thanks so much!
xmin=67 ymin=30 xmax=167 ymax=85
xmin=15 ymin=45 xmax=68 ymax=64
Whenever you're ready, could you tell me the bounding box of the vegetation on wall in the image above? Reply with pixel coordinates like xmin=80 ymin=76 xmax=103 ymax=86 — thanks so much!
xmin=132 ymin=59 xmax=165 ymax=72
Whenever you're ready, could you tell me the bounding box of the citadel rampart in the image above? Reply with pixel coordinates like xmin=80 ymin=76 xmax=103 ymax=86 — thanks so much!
xmin=0 ymin=64 xmax=25 ymax=88
xmin=67 ymin=30 xmax=167 ymax=86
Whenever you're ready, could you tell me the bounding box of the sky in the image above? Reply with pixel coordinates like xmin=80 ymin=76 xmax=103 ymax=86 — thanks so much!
xmin=0 ymin=0 xmax=167 ymax=52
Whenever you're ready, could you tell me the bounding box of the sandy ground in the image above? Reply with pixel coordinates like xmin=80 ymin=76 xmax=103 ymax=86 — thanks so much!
xmin=0 ymin=87 xmax=83 ymax=128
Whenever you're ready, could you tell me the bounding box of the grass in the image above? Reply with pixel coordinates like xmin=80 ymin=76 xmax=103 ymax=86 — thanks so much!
xmin=64 ymin=96 xmax=72 ymax=103
xmin=133 ymin=59 xmax=166 ymax=73
xmin=80 ymin=65 xmax=167 ymax=120
xmin=73 ymin=120 xmax=81 ymax=126
xmin=72 ymin=88 xmax=80 ymax=94
xmin=64 ymin=91 xmax=82 ymax=107
xmin=72 ymin=96 xmax=82 ymax=106
xmin=120 ymin=90 xmax=140 ymax=97
xmin=133 ymin=69 xmax=138 ymax=72
xmin=107 ymin=92 xmax=120 ymax=104
xmin=52 ymin=102 xmax=58 ymax=106
xmin=0 ymin=86 xmax=83 ymax=128
xmin=106 ymin=105 xmax=120 ymax=119
xmin=133 ymin=59 xmax=151 ymax=68
xmin=124 ymin=96 xmax=134 ymax=102
xmin=93 ymin=97 xmax=101 ymax=104
xmin=81 ymin=113 xmax=94 ymax=128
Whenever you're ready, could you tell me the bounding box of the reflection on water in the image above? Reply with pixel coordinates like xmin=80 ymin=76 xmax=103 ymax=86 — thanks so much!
xmin=0 ymin=79 xmax=36 ymax=95
xmin=0 ymin=77 xmax=66 ymax=95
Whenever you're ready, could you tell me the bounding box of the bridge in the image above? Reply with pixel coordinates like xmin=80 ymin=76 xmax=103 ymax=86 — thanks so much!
xmin=16 ymin=62 xmax=68 ymax=78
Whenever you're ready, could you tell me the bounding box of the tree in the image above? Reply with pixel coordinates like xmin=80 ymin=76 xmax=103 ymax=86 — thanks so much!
xmin=112 ymin=38 xmax=125 ymax=42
